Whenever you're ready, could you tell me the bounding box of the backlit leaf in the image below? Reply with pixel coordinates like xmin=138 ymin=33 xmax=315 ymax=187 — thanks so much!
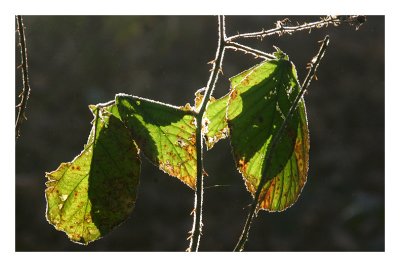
xmin=116 ymin=94 xmax=197 ymax=189
xmin=227 ymin=56 xmax=308 ymax=211
xmin=45 ymin=104 xmax=141 ymax=244
xmin=194 ymin=88 xmax=229 ymax=150
xmin=258 ymin=100 xmax=309 ymax=211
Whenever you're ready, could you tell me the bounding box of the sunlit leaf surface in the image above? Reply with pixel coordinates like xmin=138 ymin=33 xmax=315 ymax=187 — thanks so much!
xmin=258 ymin=100 xmax=309 ymax=211
xmin=194 ymin=89 xmax=230 ymax=150
xmin=116 ymin=94 xmax=197 ymax=189
xmin=227 ymin=57 xmax=309 ymax=211
xmin=45 ymin=105 xmax=141 ymax=244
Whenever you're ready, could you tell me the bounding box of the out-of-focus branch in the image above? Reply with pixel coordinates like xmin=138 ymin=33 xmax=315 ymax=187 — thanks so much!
xmin=16 ymin=15 xmax=32 ymax=139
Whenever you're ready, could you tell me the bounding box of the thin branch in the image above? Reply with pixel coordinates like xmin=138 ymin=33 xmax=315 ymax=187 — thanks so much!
xmin=188 ymin=15 xmax=226 ymax=252
xmin=95 ymin=100 xmax=115 ymax=108
xmin=234 ymin=35 xmax=330 ymax=252
xmin=300 ymin=38 xmax=329 ymax=89
xmin=225 ymin=41 xmax=275 ymax=60
xmin=227 ymin=16 xmax=365 ymax=42
xmin=15 ymin=15 xmax=32 ymax=139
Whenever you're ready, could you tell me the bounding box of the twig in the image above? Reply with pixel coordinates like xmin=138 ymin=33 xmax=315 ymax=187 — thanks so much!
xmin=95 ymin=100 xmax=116 ymax=108
xmin=234 ymin=35 xmax=330 ymax=252
xmin=225 ymin=41 xmax=275 ymax=60
xmin=227 ymin=16 xmax=365 ymax=42
xmin=188 ymin=15 xmax=226 ymax=252
xmin=15 ymin=15 xmax=31 ymax=139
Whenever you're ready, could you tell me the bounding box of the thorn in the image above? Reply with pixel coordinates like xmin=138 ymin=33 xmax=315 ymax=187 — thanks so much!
xmin=16 ymin=64 xmax=22 ymax=69
xmin=207 ymin=59 xmax=215 ymax=65
xmin=190 ymin=208 xmax=196 ymax=215
xmin=219 ymin=68 xmax=224 ymax=75
xmin=313 ymin=74 xmax=318 ymax=81
xmin=311 ymin=55 xmax=318 ymax=64
xmin=202 ymin=169 xmax=209 ymax=177
xmin=16 ymin=103 xmax=22 ymax=108
xmin=187 ymin=229 xmax=194 ymax=240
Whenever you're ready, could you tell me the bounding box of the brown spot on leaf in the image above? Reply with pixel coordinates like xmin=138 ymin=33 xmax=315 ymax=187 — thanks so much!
xmin=184 ymin=144 xmax=195 ymax=155
xmin=245 ymin=180 xmax=256 ymax=194
xmin=189 ymin=133 xmax=196 ymax=145
xmin=258 ymin=179 xmax=277 ymax=210
xmin=241 ymin=77 xmax=250 ymax=86
xmin=230 ymin=90 xmax=238 ymax=100
xmin=238 ymin=158 xmax=249 ymax=173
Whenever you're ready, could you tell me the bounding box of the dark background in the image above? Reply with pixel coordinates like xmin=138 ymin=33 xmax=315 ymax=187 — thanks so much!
xmin=15 ymin=16 xmax=384 ymax=251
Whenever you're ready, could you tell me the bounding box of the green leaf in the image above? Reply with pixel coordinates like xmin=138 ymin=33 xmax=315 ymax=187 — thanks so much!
xmin=45 ymin=105 xmax=141 ymax=244
xmin=258 ymin=100 xmax=309 ymax=211
xmin=194 ymin=88 xmax=229 ymax=150
xmin=116 ymin=94 xmax=197 ymax=189
xmin=273 ymin=46 xmax=289 ymax=61
xmin=227 ymin=57 xmax=308 ymax=211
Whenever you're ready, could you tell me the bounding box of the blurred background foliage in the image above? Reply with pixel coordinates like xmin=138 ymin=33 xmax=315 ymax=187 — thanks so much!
xmin=15 ymin=16 xmax=384 ymax=251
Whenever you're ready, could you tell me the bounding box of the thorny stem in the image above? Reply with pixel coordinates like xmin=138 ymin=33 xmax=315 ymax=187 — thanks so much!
xmin=234 ymin=35 xmax=330 ymax=252
xmin=15 ymin=15 xmax=31 ymax=139
xmin=227 ymin=15 xmax=365 ymax=42
xmin=225 ymin=41 xmax=275 ymax=60
xmin=188 ymin=15 xmax=226 ymax=252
